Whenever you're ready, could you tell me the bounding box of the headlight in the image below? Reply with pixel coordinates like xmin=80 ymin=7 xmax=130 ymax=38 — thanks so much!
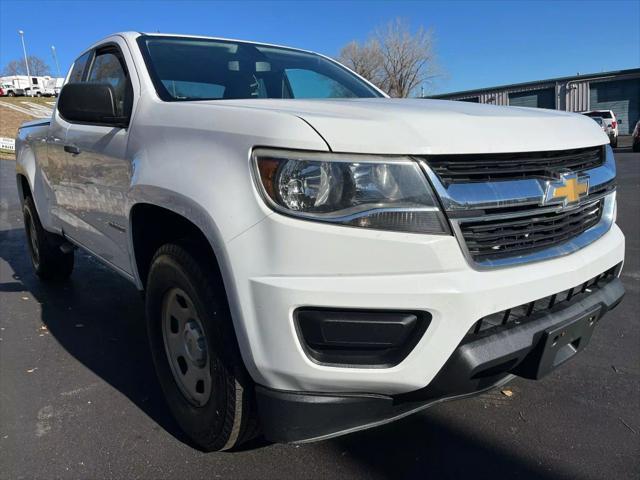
xmin=252 ymin=149 xmax=450 ymax=234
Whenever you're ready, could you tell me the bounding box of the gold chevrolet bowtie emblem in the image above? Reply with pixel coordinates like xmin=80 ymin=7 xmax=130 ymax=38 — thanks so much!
xmin=543 ymin=174 xmax=589 ymax=206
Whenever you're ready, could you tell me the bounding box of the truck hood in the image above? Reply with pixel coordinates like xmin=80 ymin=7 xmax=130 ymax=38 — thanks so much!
xmin=216 ymin=98 xmax=607 ymax=155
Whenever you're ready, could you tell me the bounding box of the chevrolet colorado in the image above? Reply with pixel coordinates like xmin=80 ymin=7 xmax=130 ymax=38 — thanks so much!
xmin=15 ymin=32 xmax=625 ymax=451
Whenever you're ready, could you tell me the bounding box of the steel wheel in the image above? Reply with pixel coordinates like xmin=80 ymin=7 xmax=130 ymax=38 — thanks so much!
xmin=161 ymin=287 xmax=212 ymax=407
xmin=147 ymin=243 xmax=259 ymax=450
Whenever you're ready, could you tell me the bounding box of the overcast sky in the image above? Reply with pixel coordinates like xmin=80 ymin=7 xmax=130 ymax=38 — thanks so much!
xmin=1 ymin=0 xmax=639 ymax=94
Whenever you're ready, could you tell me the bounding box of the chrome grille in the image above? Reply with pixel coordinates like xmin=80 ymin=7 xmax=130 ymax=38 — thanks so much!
xmin=427 ymin=146 xmax=604 ymax=184
xmin=459 ymin=199 xmax=604 ymax=262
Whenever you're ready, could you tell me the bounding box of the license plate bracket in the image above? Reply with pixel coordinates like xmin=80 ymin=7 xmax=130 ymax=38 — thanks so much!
xmin=533 ymin=305 xmax=602 ymax=379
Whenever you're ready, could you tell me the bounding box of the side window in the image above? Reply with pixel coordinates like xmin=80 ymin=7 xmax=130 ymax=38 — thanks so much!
xmin=68 ymin=51 xmax=91 ymax=83
xmin=87 ymin=48 xmax=132 ymax=117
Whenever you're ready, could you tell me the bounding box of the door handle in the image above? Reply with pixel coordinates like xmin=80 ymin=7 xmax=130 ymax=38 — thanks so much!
xmin=64 ymin=145 xmax=81 ymax=155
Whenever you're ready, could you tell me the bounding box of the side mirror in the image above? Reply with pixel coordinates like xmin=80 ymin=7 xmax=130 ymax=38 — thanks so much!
xmin=58 ymin=83 xmax=128 ymax=127
xmin=617 ymin=119 xmax=622 ymax=124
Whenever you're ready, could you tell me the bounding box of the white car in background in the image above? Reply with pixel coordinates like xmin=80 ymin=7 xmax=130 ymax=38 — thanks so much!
xmin=23 ymin=86 xmax=43 ymax=97
xmin=582 ymin=110 xmax=620 ymax=147
xmin=23 ymin=85 xmax=57 ymax=97
xmin=1 ymin=82 xmax=24 ymax=96
xmin=41 ymin=85 xmax=58 ymax=97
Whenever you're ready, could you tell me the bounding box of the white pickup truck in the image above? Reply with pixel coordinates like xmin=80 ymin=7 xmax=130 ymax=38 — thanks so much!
xmin=15 ymin=32 xmax=625 ymax=451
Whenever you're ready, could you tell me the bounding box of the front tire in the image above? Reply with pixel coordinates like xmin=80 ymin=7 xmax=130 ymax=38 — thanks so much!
xmin=145 ymin=243 xmax=258 ymax=451
xmin=23 ymin=196 xmax=74 ymax=281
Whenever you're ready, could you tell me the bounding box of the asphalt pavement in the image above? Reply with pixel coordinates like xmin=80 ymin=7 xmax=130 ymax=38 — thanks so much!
xmin=0 ymin=144 xmax=638 ymax=480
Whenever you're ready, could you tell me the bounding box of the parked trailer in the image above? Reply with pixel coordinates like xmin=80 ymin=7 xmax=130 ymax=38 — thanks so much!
xmin=0 ymin=75 xmax=64 ymax=97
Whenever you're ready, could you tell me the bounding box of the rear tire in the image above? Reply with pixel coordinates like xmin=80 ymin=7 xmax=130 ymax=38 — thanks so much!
xmin=23 ymin=196 xmax=74 ymax=281
xmin=611 ymin=136 xmax=618 ymax=148
xmin=145 ymin=242 xmax=259 ymax=451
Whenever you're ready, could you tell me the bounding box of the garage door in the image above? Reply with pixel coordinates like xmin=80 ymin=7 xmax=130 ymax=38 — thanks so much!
xmin=509 ymin=88 xmax=555 ymax=109
xmin=590 ymin=78 xmax=640 ymax=135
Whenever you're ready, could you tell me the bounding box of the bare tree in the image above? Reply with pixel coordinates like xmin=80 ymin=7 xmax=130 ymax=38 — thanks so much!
xmin=28 ymin=56 xmax=51 ymax=76
xmin=2 ymin=56 xmax=51 ymax=76
xmin=338 ymin=18 xmax=440 ymax=98
xmin=376 ymin=19 xmax=438 ymax=98
xmin=1 ymin=60 xmax=23 ymax=76
xmin=338 ymin=39 xmax=384 ymax=89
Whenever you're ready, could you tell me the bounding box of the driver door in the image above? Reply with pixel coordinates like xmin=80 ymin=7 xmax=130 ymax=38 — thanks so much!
xmin=61 ymin=41 xmax=136 ymax=275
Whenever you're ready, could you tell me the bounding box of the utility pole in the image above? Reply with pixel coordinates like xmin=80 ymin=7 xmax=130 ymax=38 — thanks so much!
xmin=51 ymin=45 xmax=62 ymax=79
xmin=18 ymin=30 xmax=32 ymax=96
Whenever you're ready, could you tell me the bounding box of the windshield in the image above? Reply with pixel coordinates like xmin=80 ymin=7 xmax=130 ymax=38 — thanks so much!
xmin=137 ymin=35 xmax=382 ymax=101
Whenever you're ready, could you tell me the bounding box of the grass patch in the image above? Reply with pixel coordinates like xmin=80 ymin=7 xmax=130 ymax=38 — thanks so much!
xmin=0 ymin=97 xmax=53 ymax=140
xmin=0 ymin=96 xmax=55 ymax=106
xmin=0 ymin=105 xmax=31 ymax=138
xmin=0 ymin=151 xmax=15 ymax=161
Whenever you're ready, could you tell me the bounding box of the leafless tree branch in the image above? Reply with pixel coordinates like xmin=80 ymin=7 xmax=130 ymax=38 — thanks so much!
xmin=338 ymin=18 xmax=441 ymax=98
xmin=1 ymin=56 xmax=51 ymax=76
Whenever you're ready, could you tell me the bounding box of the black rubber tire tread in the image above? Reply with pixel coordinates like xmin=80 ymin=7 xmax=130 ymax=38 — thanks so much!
xmin=23 ymin=196 xmax=74 ymax=281
xmin=145 ymin=241 xmax=259 ymax=451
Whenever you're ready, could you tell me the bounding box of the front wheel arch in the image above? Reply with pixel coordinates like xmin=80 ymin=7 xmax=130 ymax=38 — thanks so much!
xmin=129 ymin=203 xmax=224 ymax=289
xmin=127 ymin=200 xmax=259 ymax=387
xmin=17 ymin=173 xmax=32 ymax=201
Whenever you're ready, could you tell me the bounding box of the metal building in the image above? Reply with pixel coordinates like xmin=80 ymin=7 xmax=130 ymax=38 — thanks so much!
xmin=429 ymin=68 xmax=640 ymax=135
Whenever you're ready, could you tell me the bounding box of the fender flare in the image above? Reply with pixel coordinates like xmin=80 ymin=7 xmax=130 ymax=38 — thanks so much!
xmin=127 ymin=185 xmax=259 ymax=380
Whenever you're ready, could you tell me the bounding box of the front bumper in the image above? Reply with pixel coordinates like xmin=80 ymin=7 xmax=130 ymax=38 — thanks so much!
xmin=256 ymin=276 xmax=625 ymax=443
xmin=226 ymin=205 xmax=625 ymax=395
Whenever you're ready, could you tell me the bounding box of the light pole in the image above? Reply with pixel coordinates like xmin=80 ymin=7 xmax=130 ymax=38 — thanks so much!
xmin=51 ymin=45 xmax=61 ymax=78
xmin=17 ymin=30 xmax=32 ymax=96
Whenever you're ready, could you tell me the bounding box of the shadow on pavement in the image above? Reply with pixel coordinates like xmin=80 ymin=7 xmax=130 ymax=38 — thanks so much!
xmin=0 ymin=226 xmax=190 ymax=447
xmin=330 ymin=411 xmax=561 ymax=479
xmin=0 ymin=226 xmax=570 ymax=478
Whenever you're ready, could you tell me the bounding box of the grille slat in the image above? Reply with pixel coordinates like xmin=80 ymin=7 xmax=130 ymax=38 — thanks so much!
xmin=467 ymin=202 xmax=598 ymax=232
xmin=465 ymin=264 xmax=620 ymax=339
xmin=428 ymin=146 xmax=604 ymax=184
xmin=465 ymin=219 xmax=601 ymax=259
xmin=465 ymin=209 xmax=598 ymax=243
xmin=464 ymin=210 xmax=600 ymax=245
xmin=460 ymin=200 xmax=603 ymax=261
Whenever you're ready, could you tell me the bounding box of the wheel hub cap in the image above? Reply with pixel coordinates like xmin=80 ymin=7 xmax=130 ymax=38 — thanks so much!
xmin=183 ymin=320 xmax=207 ymax=368
xmin=161 ymin=288 xmax=213 ymax=407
